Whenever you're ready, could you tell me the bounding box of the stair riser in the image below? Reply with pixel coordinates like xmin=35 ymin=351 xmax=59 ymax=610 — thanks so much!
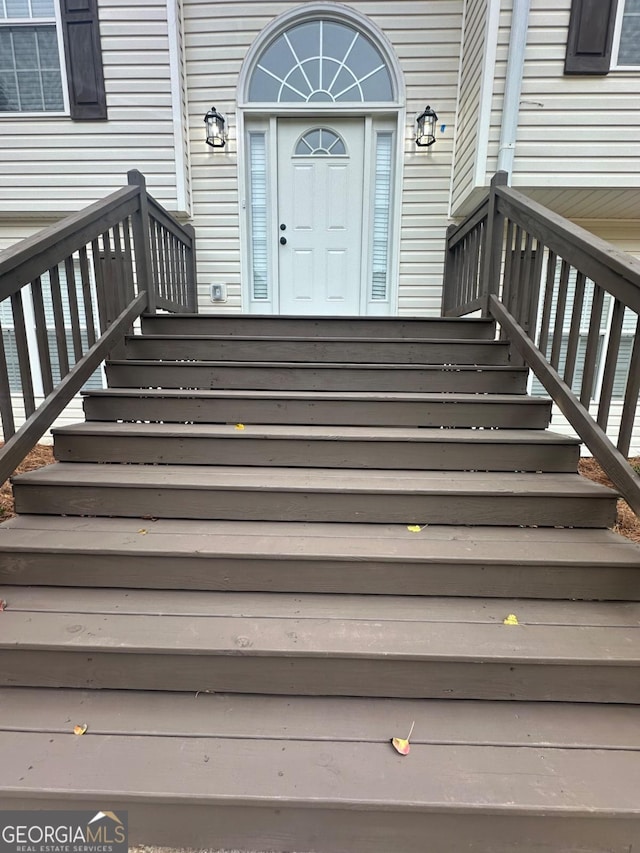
xmin=106 ymin=363 xmax=528 ymax=394
xmin=53 ymin=434 xmax=579 ymax=472
xmin=0 ymin=796 xmax=635 ymax=853
xmin=2 ymin=651 xmax=638 ymax=703
xmin=124 ymin=338 xmax=511 ymax=365
xmin=141 ymin=315 xmax=497 ymax=340
xmin=82 ymin=396 xmax=552 ymax=428
xmin=2 ymin=553 xmax=638 ymax=600
xmin=13 ymin=485 xmax=616 ymax=527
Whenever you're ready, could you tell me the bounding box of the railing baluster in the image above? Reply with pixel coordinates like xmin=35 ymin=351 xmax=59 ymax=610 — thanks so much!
xmin=537 ymin=250 xmax=557 ymax=357
xmin=518 ymin=230 xmax=533 ymax=330
xmin=149 ymin=219 xmax=160 ymax=299
xmin=597 ymin=297 xmax=625 ymax=432
xmin=526 ymin=238 xmax=544 ymax=342
xmin=49 ymin=264 xmax=70 ymax=377
xmin=30 ymin=276 xmax=54 ymax=395
xmin=78 ymin=246 xmax=97 ymax=348
xmin=101 ymin=230 xmax=117 ymax=325
xmin=0 ymin=318 xmax=16 ymax=440
xmin=618 ymin=314 xmax=640 ymax=457
xmin=580 ymin=284 xmax=605 ymax=406
xmin=122 ymin=218 xmax=136 ymax=305
xmin=159 ymin=226 xmax=169 ymax=302
xmin=91 ymin=238 xmax=107 ymax=335
xmin=550 ymin=259 xmax=570 ymax=371
xmin=111 ymin=224 xmax=126 ymax=317
xmin=509 ymin=226 xmax=524 ymax=320
xmin=501 ymin=219 xmax=515 ymax=308
xmin=64 ymin=255 xmax=84 ymax=363
xmin=11 ymin=290 xmax=36 ymax=418
xmin=564 ymin=270 xmax=586 ymax=389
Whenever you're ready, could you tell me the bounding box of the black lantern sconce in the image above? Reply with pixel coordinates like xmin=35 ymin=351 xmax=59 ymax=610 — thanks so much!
xmin=416 ymin=105 xmax=438 ymax=147
xmin=204 ymin=106 xmax=227 ymax=148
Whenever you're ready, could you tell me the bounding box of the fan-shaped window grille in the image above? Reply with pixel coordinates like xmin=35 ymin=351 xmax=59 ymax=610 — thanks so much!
xmin=248 ymin=19 xmax=394 ymax=103
xmin=295 ymin=128 xmax=346 ymax=156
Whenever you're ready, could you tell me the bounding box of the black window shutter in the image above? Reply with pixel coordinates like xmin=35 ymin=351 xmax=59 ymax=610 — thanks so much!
xmin=60 ymin=0 xmax=107 ymax=120
xmin=565 ymin=0 xmax=619 ymax=74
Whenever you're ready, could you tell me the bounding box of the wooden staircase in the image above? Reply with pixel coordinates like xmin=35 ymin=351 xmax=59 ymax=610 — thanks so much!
xmin=1 ymin=314 xmax=639 ymax=852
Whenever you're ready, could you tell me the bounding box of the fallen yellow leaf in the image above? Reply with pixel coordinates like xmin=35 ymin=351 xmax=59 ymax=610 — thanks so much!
xmin=73 ymin=723 xmax=88 ymax=736
xmin=407 ymin=525 xmax=424 ymax=533
xmin=138 ymin=529 xmax=148 ymax=535
xmin=235 ymin=423 xmax=246 ymax=430
xmin=391 ymin=721 xmax=415 ymax=756
xmin=503 ymin=613 xmax=519 ymax=625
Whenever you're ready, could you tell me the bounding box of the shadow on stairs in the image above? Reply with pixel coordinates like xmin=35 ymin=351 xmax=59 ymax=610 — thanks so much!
xmin=1 ymin=314 xmax=639 ymax=853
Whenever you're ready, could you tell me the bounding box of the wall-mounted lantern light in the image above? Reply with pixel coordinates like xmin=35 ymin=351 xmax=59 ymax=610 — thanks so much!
xmin=204 ymin=106 xmax=227 ymax=148
xmin=416 ymin=105 xmax=438 ymax=147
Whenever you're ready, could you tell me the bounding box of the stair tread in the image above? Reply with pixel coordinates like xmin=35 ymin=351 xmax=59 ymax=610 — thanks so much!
xmin=13 ymin=462 xmax=615 ymax=497
xmin=4 ymin=727 xmax=638 ymax=815
xmin=1 ymin=516 xmax=638 ymax=565
xmin=107 ymin=358 xmax=525 ymax=370
xmin=127 ymin=334 xmax=507 ymax=345
xmin=1 ymin=590 xmax=637 ymax=661
xmin=53 ymin=422 xmax=579 ymax=445
xmin=3 ymin=586 xmax=640 ymax=626
xmin=84 ymin=387 xmax=550 ymax=403
xmin=3 ymin=688 xmax=639 ymax=749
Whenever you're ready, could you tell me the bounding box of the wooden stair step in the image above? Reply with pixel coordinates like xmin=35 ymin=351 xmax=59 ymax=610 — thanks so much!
xmin=11 ymin=464 xmax=617 ymax=527
xmin=140 ymin=312 xmax=498 ymax=340
xmin=82 ymin=388 xmax=553 ymax=428
xmin=2 ymin=692 xmax=638 ymax=851
xmin=52 ymin=423 xmax=580 ymax=471
xmin=1 ymin=588 xmax=639 ymax=701
xmin=1 ymin=517 xmax=639 ymax=599
xmin=105 ymin=360 xmax=529 ymax=393
xmin=124 ymin=335 xmax=512 ymax=364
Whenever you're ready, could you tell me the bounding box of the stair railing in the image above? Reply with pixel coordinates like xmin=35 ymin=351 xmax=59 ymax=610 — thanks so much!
xmin=442 ymin=170 xmax=640 ymax=517
xmin=0 ymin=169 xmax=197 ymax=485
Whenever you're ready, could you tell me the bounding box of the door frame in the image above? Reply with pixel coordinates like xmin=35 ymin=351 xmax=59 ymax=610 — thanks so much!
xmin=239 ymin=109 xmax=403 ymax=316
xmin=236 ymin=4 xmax=406 ymax=316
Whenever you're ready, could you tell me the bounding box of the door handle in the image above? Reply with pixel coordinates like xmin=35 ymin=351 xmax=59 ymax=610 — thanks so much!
xmin=280 ymin=236 xmax=287 ymax=245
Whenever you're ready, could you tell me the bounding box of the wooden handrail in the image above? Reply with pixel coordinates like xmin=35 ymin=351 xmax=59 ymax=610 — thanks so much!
xmin=0 ymin=171 xmax=198 ymax=483
xmin=442 ymin=171 xmax=640 ymax=517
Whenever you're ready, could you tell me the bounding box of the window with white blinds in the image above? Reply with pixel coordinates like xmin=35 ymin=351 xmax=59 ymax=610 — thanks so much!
xmin=370 ymin=131 xmax=392 ymax=301
xmin=0 ymin=0 xmax=64 ymax=112
xmin=249 ymin=131 xmax=269 ymax=301
xmin=0 ymin=260 xmax=102 ymax=394
xmin=531 ymin=264 xmax=634 ymax=401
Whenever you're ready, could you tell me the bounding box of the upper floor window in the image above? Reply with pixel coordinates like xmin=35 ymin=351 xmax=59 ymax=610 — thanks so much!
xmin=248 ymin=19 xmax=394 ymax=103
xmin=0 ymin=0 xmax=65 ymax=112
xmin=615 ymin=0 xmax=640 ymax=66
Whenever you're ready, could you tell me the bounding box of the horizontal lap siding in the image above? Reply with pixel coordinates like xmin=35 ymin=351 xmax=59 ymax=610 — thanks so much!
xmin=183 ymin=0 xmax=464 ymax=316
xmin=487 ymin=0 xmax=640 ymax=190
xmin=0 ymin=0 xmax=179 ymax=214
xmin=451 ymin=0 xmax=486 ymax=214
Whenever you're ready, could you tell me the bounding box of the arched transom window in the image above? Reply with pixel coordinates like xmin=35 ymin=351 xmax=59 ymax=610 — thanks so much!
xmin=295 ymin=128 xmax=346 ymax=156
xmin=248 ymin=19 xmax=394 ymax=103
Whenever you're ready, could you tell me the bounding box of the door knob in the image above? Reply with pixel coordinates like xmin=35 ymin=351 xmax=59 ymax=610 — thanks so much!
xmin=280 ymin=236 xmax=287 ymax=245
xmin=280 ymin=223 xmax=287 ymax=230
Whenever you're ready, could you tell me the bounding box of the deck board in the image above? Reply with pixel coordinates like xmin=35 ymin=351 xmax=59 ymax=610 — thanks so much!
xmin=2 ymin=689 xmax=639 ymax=749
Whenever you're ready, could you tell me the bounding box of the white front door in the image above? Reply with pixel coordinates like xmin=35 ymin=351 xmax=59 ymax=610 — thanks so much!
xmin=276 ymin=118 xmax=365 ymax=315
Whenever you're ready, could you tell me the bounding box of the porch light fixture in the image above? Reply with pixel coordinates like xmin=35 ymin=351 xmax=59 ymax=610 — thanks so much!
xmin=416 ymin=105 xmax=438 ymax=147
xmin=204 ymin=106 xmax=227 ymax=148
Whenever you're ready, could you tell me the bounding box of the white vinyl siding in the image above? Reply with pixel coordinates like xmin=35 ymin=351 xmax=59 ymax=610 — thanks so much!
xmin=0 ymin=0 xmax=186 ymax=214
xmin=184 ymin=0 xmax=463 ymax=316
xmin=451 ymin=0 xmax=486 ymax=213
xmin=485 ymin=0 xmax=640 ymax=195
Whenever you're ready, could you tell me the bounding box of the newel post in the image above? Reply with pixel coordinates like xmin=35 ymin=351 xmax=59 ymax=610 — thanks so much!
xmin=128 ymin=169 xmax=156 ymax=313
xmin=183 ymin=223 xmax=198 ymax=312
xmin=441 ymin=223 xmax=458 ymax=316
xmin=480 ymin=170 xmax=508 ymax=316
